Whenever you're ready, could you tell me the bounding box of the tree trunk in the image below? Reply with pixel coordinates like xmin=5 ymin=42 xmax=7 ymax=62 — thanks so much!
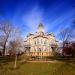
xmin=14 ymin=54 xmax=17 ymax=69
xmin=3 ymin=35 xmax=9 ymax=56
xmin=3 ymin=38 xmax=8 ymax=56
xmin=3 ymin=46 xmax=6 ymax=56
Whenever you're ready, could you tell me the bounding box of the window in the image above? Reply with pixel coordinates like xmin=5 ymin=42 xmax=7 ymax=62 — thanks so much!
xmin=41 ymin=39 xmax=42 ymax=44
xmin=37 ymin=39 xmax=39 ymax=44
xmin=37 ymin=52 xmax=39 ymax=55
xmin=35 ymin=40 xmax=36 ymax=45
xmin=42 ymin=53 xmax=43 ymax=55
xmin=44 ymin=40 xmax=47 ymax=44
xmin=39 ymin=48 xmax=41 ymax=52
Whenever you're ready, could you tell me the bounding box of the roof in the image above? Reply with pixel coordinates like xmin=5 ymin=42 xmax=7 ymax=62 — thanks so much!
xmin=33 ymin=35 xmax=48 ymax=39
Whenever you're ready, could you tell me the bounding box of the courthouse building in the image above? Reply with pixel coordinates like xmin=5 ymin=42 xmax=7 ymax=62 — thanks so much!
xmin=24 ymin=23 xmax=58 ymax=57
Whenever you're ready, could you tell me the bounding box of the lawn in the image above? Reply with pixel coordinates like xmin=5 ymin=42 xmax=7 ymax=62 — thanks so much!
xmin=0 ymin=56 xmax=75 ymax=75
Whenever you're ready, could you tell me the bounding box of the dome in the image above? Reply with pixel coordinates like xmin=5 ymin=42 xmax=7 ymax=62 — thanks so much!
xmin=38 ymin=23 xmax=44 ymax=32
xmin=38 ymin=23 xmax=44 ymax=28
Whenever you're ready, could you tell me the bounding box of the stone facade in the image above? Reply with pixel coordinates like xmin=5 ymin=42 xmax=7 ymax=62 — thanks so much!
xmin=24 ymin=23 xmax=58 ymax=57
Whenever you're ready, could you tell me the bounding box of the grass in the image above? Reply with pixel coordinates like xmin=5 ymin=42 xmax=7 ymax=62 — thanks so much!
xmin=0 ymin=56 xmax=75 ymax=75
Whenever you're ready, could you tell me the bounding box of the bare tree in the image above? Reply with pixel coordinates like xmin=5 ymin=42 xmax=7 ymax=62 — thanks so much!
xmin=60 ymin=28 xmax=71 ymax=45
xmin=10 ymin=39 xmax=21 ymax=68
xmin=59 ymin=27 xmax=71 ymax=56
xmin=60 ymin=20 xmax=75 ymax=56
xmin=0 ymin=22 xmax=13 ymax=56
xmin=9 ymin=29 xmax=23 ymax=68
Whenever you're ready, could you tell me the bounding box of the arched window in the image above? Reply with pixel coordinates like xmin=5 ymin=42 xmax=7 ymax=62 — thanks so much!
xmin=39 ymin=48 xmax=41 ymax=52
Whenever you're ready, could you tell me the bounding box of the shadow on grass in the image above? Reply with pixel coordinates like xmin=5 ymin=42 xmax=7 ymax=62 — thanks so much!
xmin=9 ymin=66 xmax=20 ymax=71
xmin=0 ymin=56 xmax=15 ymax=63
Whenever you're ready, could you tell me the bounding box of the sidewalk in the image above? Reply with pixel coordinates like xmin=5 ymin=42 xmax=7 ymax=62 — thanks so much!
xmin=26 ymin=60 xmax=61 ymax=63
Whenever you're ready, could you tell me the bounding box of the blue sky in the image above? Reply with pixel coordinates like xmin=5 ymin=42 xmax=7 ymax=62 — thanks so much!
xmin=0 ymin=0 xmax=75 ymax=40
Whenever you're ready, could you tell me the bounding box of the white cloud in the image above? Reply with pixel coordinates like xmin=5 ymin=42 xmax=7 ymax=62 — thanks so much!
xmin=23 ymin=5 xmax=44 ymax=33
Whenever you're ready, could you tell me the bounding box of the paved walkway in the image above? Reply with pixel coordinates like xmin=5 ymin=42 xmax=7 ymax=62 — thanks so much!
xmin=20 ymin=60 xmax=62 ymax=63
xmin=28 ymin=60 xmax=58 ymax=63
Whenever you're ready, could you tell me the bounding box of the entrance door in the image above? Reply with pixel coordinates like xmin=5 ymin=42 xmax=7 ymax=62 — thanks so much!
xmin=38 ymin=48 xmax=43 ymax=57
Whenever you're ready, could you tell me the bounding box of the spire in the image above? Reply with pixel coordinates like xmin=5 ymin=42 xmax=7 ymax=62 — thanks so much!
xmin=38 ymin=23 xmax=44 ymax=32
